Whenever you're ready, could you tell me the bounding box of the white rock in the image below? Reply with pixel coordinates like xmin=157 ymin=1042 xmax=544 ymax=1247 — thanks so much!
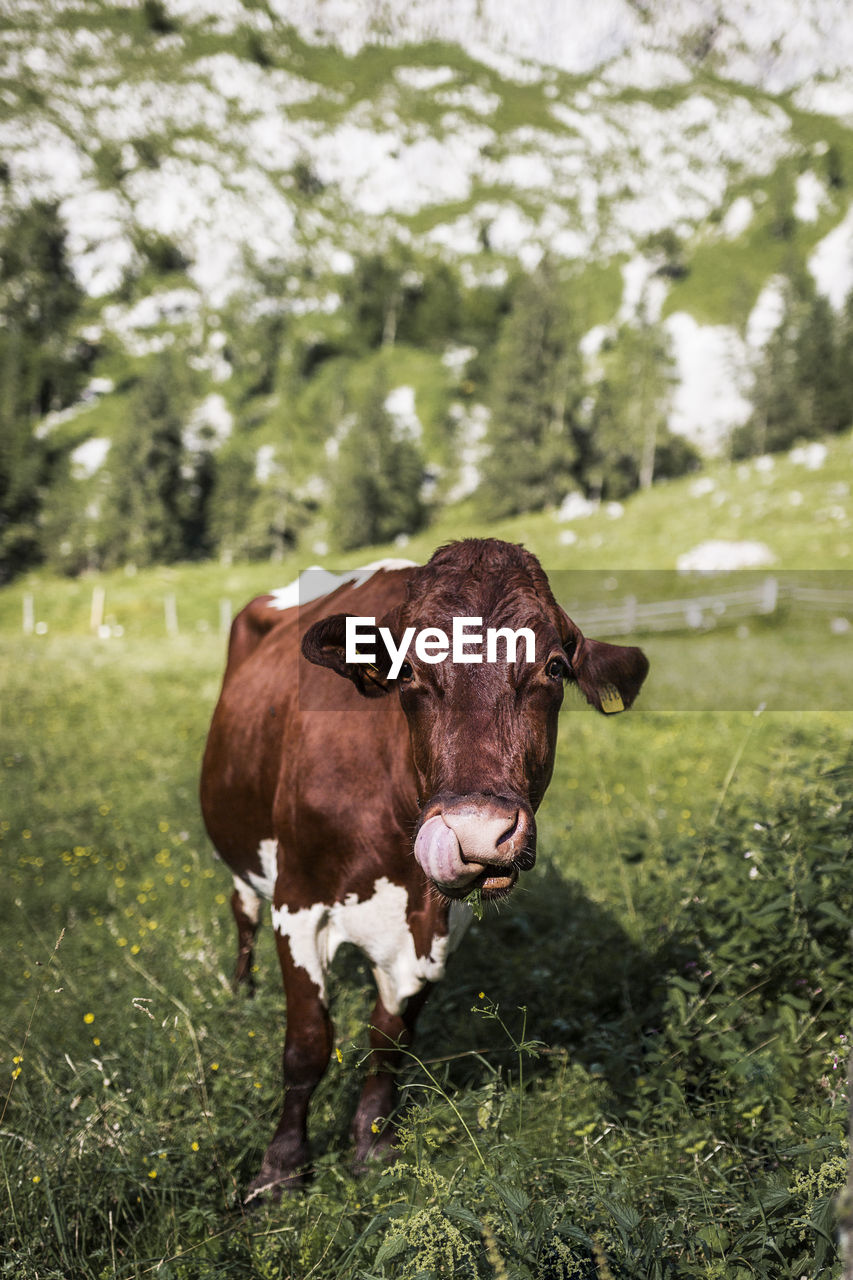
xmin=394 ymin=65 xmax=457 ymax=91
xmin=794 ymin=171 xmax=825 ymax=223
xmin=385 ymin=385 xmax=422 ymax=440
xmin=441 ymin=344 xmax=477 ymax=371
xmin=255 ymin=443 xmax=278 ymax=483
xmin=789 ymin=442 xmax=827 ymax=469
xmin=557 ymin=492 xmax=597 ymax=521
xmin=70 ymin=437 xmax=110 ymax=480
xmin=445 ymin=402 xmax=490 ymax=502
xmin=721 ymin=196 xmax=753 ymax=239
xmin=86 ymin=377 xmax=115 ymax=396
xmin=809 ymin=204 xmax=853 ymax=310
xmin=184 ymin=394 xmax=233 ymax=453
xmin=664 ymin=313 xmax=751 ymax=455
xmin=676 ymin=540 xmax=776 ymax=572
xmin=746 ymin=278 xmax=787 ymax=349
xmin=619 ymin=255 xmax=667 ymax=323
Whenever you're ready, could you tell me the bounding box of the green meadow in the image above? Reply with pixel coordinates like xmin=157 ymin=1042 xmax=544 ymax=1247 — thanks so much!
xmin=1 ymin=447 xmax=852 ymax=1278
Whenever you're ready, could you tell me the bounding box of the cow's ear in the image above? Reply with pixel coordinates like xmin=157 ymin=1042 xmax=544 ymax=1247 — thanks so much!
xmin=572 ymin=636 xmax=649 ymax=714
xmin=557 ymin=608 xmax=649 ymax=714
xmin=301 ymin=614 xmax=391 ymax=698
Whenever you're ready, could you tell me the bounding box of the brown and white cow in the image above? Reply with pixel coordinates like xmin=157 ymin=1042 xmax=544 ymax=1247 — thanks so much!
xmin=200 ymin=538 xmax=648 ymax=1198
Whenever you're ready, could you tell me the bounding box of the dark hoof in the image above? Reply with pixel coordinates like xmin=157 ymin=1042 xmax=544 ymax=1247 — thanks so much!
xmin=231 ymin=970 xmax=257 ymax=997
xmin=352 ymin=1123 xmax=400 ymax=1176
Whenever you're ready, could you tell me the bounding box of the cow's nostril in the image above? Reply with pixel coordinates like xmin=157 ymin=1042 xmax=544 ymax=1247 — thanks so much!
xmin=496 ymin=809 xmax=520 ymax=848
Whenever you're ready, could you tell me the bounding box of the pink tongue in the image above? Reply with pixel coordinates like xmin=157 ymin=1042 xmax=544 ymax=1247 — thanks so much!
xmin=414 ymin=815 xmax=483 ymax=889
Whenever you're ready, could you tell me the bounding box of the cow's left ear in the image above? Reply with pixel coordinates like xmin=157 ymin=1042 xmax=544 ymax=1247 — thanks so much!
xmin=301 ymin=613 xmax=391 ymax=698
xmin=557 ymin=609 xmax=649 ymax=714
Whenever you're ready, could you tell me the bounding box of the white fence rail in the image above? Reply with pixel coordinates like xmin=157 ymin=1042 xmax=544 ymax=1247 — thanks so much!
xmin=17 ymin=578 xmax=853 ymax=638
xmin=571 ymin=577 xmax=853 ymax=636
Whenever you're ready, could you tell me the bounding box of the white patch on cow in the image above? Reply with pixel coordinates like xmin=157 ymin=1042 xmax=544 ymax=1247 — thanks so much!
xmin=245 ymin=837 xmax=279 ymax=900
xmin=233 ymin=875 xmax=262 ymax=926
xmin=267 ymin=558 xmax=418 ymax=613
xmin=271 ymin=876 xmax=471 ymax=1014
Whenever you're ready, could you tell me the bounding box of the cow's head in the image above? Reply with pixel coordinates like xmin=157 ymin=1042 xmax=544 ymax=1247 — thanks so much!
xmin=302 ymin=540 xmax=648 ymax=903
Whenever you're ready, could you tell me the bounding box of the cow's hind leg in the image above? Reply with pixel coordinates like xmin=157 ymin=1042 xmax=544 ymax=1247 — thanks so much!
xmin=351 ymin=984 xmax=433 ymax=1172
xmin=231 ymin=878 xmax=262 ymax=993
xmin=245 ymin=931 xmax=333 ymax=1202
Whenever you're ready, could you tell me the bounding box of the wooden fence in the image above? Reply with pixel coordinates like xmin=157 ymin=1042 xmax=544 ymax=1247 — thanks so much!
xmin=20 ymin=590 xmax=234 ymax=638
xmin=18 ymin=577 xmax=853 ymax=638
xmin=571 ymin=577 xmax=853 ymax=637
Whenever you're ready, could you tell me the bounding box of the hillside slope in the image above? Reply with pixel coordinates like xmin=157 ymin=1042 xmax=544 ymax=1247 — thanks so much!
xmin=2 ymin=0 xmax=853 ymax=560
xmin=2 ymin=424 xmax=850 ymax=642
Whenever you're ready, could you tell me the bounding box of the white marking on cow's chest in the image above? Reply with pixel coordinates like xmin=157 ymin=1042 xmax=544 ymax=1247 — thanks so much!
xmin=266 ymin=558 xmax=417 ymax=612
xmin=271 ymin=877 xmax=472 ymax=1015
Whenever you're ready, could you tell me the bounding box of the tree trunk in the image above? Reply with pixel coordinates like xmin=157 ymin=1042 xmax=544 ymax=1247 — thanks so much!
xmin=639 ymin=421 xmax=656 ymax=490
xmin=382 ymin=291 xmax=400 ymax=347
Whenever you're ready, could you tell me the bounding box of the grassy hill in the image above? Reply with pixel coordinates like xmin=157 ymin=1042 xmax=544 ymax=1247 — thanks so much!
xmin=2 ymin=424 xmax=850 ymax=639
xmin=4 ymin=0 xmax=853 ymax=557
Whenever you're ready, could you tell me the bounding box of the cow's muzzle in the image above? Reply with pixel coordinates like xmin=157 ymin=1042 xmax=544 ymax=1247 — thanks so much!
xmin=413 ymin=793 xmax=536 ymax=900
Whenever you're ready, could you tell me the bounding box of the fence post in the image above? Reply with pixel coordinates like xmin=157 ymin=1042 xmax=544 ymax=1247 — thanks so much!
xmin=164 ymin=593 xmax=179 ymax=637
xmin=219 ymin=598 xmax=232 ymax=637
xmin=760 ymin=576 xmax=778 ymax=615
xmin=23 ymin=593 xmax=34 ymax=636
xmin=91 ymin=586 xmax=105 ymax=634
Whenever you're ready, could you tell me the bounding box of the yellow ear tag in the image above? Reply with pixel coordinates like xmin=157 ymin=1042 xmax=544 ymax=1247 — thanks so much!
xmin=599 ymin=684 xmax=624 ymax=714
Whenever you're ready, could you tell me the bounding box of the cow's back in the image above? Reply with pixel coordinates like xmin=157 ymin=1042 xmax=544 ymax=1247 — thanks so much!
xmin=200 ymin=565 xmax=418 ymax=886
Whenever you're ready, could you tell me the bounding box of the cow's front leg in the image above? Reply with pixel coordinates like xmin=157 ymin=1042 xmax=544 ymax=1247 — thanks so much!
xmin=351 ymin=984 xmax=433 ymax=1172
xmin=245 ymin=933 xmax=333 ymax=1202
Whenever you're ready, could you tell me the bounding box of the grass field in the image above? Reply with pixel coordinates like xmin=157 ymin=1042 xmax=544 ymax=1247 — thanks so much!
xmin=1 ymin=450 xmax=852 ymax=1277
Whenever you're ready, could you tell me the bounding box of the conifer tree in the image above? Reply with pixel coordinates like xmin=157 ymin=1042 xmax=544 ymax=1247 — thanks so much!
xmin=340 ymin=246 xmax=420 ymax=351
xmin=837 ymin=289 xmax=853 ymax=431
xmin=583 ymin=312 xmax=675 ymax=498
xmin=794 ymin=293 xmax=846 ymax=437
xmin=0 ymin=200 xmax=83 ymax=580
xmin=480 ymin=258 xmax=581 ymax=517
xmin=104 ymin=353 xmax=192 ymax=566
xmin=736 ymin=274 xmax=851 ymax=457
xmin=329 ymin=373 xmax=425 ymax=552
xmin=206 ymin=446 xmax=260 ymax=562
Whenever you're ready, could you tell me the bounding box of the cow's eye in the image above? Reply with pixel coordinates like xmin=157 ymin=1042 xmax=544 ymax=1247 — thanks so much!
xmin=398 ymin=661 xmax=414 ymax=683
xmin=546 ymin=657 xmax=567 ymax=681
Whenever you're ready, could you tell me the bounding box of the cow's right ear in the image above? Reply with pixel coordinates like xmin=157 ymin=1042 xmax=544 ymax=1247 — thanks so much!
xmin=301 ymin=614 xmax=391 ymax=698
xmin=556 ymin=606 xmax=649 ymax=714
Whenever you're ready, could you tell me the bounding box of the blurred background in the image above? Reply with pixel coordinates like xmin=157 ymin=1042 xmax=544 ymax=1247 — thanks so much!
xmin=1 ymin=0 xmax=852 ymax=585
